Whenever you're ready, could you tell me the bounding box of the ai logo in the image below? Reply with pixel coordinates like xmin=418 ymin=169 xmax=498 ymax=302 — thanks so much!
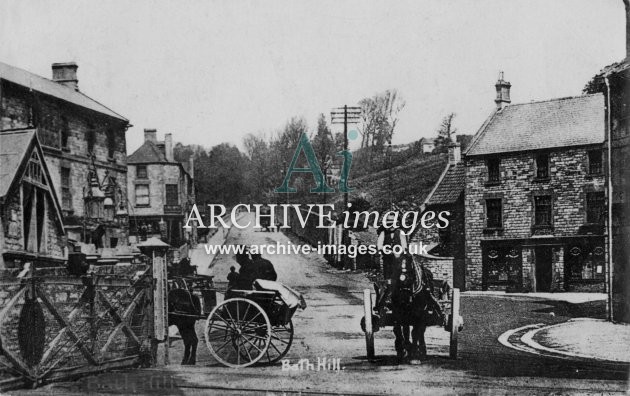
xmin=275 ymin=133 xmax=353 ymax=194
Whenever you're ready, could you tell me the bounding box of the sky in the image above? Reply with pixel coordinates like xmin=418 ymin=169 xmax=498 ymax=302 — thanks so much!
xmin=0 ymin=0 xmax=625 ymax=153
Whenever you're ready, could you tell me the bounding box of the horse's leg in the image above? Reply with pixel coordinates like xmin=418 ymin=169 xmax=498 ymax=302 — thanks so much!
xmin=179 ymin=325 xmax=191 ymax=365
xmin=393 ymin=325 xmax=405 ymax=362
xmin=188 ymin=320 xmax=198 ymax=365
xmin=413 ymin=325 xmax=427 ymax=359
xmin=403 ymin=325 xmax=414 ymax=358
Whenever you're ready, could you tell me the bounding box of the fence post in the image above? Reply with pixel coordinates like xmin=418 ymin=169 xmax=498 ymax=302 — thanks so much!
xmin=363 ymin=289 xmax=375 ymax=360
xmin=449 ymin=288 xmax=460 ymax=359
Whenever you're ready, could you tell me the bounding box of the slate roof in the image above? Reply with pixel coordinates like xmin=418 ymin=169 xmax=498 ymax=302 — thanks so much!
xmin=0 ymin=129 xmax=65 ymax=229
xmin=127 ymin=140 xmax=168 ymax=164
xmin=0 ymin=61 xmax=127 ymax=122
xmin=424 ymin=162 xmax=465 ymax=206
xmin=466 ymin=93 xmax=605 ymax=156
xmin=0 ymin=130 xmax=34 ymax=197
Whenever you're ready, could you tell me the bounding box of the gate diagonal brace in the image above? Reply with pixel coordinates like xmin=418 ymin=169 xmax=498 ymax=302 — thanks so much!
xmin=0 ymin=287 xmax=36 ymax=380
xmin=36 ymin=288 xmax=98 ymax=366
xmin=97 ymin=290 xmax=143 ymax=356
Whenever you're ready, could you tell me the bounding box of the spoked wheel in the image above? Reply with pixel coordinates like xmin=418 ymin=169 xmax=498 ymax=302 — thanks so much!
xmin=205 ymin=298 xmax=271 ymax=368
xmin=264 ymin=320 xmax=294 ymax=363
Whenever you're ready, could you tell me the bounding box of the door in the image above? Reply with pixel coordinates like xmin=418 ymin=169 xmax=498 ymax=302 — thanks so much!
xmin=535 ymin=247 xmax=553 ymax=292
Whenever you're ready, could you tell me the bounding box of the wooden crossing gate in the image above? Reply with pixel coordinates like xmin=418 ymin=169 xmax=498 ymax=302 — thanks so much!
xmin=0 ymin=264 xmax=155 ymax=389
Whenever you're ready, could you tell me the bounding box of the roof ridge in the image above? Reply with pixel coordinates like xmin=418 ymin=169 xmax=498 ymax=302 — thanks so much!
xmin=504 ymin=93 xmax=603 ymax=108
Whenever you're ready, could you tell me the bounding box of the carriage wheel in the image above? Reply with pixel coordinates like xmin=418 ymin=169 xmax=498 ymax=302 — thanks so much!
xmin=205 ymin=298 xmax=271 ymax=368
xmin=265 ymin=320 xmax=294 ymax=363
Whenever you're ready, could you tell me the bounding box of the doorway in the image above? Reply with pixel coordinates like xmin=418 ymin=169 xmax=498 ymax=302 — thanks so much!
xmin=535 ymin=246 xmax=553 ymax=292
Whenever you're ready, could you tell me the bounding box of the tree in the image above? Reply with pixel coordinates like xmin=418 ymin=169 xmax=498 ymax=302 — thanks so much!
xmin=311 ymin=114 xmax=335 ymax=176
xmin=433 ymin=113 xmax=457 ymax=154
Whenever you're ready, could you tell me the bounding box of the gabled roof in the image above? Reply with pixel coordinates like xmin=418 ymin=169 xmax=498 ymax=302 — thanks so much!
xmin=466 ymin=93 xmax=605 ymax=156
xmin=0 ymin=61 xmax=127 ymax=122
xmin=424 ymin=162 xmax=465 ymax=207
xmin=0 ymin=129 xmax=65 ymax=232
xmin=127 ymin=140 xmax=168 ymax=163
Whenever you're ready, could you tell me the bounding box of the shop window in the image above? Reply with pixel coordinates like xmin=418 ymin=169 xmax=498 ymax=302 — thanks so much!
xmin=566 ymin=244 xmax=605 ymax=280
xmin=535 ymin=153 xmax=549 ymax=179
xmin=486 ymin=198 xmax=502 ymax=228
xmin=487 ymin=158 xmax=500 ymax=184
xmin=136 ymin=165 xmax=147 ymax=179
xmin=588 ymin=150 xmax=602 ymax=175
xmin=135 ymin=184 xmax=150 ymax=206
xmin=534 ymin=195 xmax=552 ymax=226
xmin=586 ymin=191 xmax=606 ymax=224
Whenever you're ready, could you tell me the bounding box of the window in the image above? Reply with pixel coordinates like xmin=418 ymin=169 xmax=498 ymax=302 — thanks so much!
xmin=486 ymin=199 xmax=502 ymax=228
xmin=534 ymin=195 xmax=552 ymax=226
xmin=135 ymin=184 xmax=150 ymax=206
xmin=87 ymin=124 xmax=95 ymax=153
xmin=166 ymin=184 xmax=179 ymax=205
xmin=22 ymin=184 xmax=47 ymax=253
xmin=61 ymin=167 xmax=72 ymax=210
xmin=535 ymin=153 xmax=549 ymax=179
xmin=586 ymin=192 xmax=605 ymax=224
xmin=487 ymin=158 xmax=500 ymax=183
xmin=588 ymin=150 xmax=602 ymax=175
xmin=107 ymin=129 xmax=116 ymax=159
xmin=136 ymin=165 xmax=147 ymax=179
xmin=60 ymin=116 xmax=69 ymax=149
xmin=566 ymin=244 xmax=605 ymax=281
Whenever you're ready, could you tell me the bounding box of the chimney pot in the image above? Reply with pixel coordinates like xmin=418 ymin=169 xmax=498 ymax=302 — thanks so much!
xmin=144 ymin=128 xmax=157 ymax=143
xmin=495 ymin=71 xmax=511 ymax=110
xmin=165 ymin=133 xmax=174 ymax=162
xmin=52 ymin=62 xmax=79 ymax=90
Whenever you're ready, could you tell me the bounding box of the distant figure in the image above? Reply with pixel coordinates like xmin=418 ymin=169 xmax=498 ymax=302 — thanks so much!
xmin=227 ymin=266 xmax=239 ymax=290
xmin=251 ymin=253 xmax=277 ymax=281
xmin=234 ymin=247 xmax=256 ymax=290
xmin=377 ymin=212 xmax=407 ymax=280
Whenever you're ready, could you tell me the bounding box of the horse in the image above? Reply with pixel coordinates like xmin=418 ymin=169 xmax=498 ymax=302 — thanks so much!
xmin=167 ymin=257 xmax=201 ymax=365
xmin=374 ymin=255 xmax=442 ymax=363
xmin=168 ymin=288 xmax=201 ymax=365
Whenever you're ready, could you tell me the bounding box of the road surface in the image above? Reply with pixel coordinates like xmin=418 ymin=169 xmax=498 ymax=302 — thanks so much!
xmin=22 ymin=216 xmax=629 ymax=395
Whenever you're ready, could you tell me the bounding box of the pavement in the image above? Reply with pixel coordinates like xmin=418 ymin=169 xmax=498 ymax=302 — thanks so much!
xmin=12 ymin=214 xmax=630 ymax=395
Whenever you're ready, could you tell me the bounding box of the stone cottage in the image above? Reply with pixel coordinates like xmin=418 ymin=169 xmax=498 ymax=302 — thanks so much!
xmin=127 ymin=129 xmax=195 ymax=247
xmin=0 ymin=61 xmax=131 ymax=248
xmin=464 ymin=75 xmax=607 ymax=292
xmin=0 ymin=129 xmax=66 ymax=268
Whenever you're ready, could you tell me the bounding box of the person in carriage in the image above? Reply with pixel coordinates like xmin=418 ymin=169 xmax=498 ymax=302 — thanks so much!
xmin=228 ymin=246 xmax=305 ymax=310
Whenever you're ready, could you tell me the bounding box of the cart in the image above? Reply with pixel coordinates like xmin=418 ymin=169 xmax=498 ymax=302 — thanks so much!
xmin=361 ymin=283 xmax=463 ymax=360
xmin=204 ymin=289 xmax=296 ymax=367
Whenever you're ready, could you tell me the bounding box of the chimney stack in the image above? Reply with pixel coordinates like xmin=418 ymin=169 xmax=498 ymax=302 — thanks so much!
xmin=448 ymin=142 xmax=461 ymax=165
xmin=165 ymin=133 xmax=174 ymax=162
xmin=188 ymin=157 xmax=194 ymax=180
xmin=52 ymin=62 xmax=79 ymax=90
xmin=495 ymin=71 xmax=511 ymax=110
xmin=144 ymin=128 xmax=157 ymax=143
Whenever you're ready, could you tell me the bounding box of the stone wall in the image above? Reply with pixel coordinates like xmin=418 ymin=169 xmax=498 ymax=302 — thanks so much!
xmin=465 ymin=146 xmax=606 ymax=291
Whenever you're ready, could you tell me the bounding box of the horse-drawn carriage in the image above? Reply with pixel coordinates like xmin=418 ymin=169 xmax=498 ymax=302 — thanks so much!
xmin=360 ymin=255 xmax=463 ymax=361
xmin=168 ymin=267 xmax=298 ymax=368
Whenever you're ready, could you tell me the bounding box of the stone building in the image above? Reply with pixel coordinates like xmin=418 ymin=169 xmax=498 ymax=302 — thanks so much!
xmin=464 ymin=76 xmax=607 ymax=292
xmin=414 ymin=142 xmax=466 ymax=289
xmin=127 ymin=129 xmax=195 ymax=247
xmin=0 ymin=61 xmax=130 ymax=248
xmin=587 ymin=58 xmax=630 ymax=321
xmin=0 ymin=130 xmax=66 ymax=268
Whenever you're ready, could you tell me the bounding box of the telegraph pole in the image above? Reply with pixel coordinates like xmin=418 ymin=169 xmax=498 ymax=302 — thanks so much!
xmin=331 ymin=105 xmax=361 ymax=268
